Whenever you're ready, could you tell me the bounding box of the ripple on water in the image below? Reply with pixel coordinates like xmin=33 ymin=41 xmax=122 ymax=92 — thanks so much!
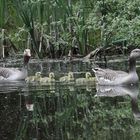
xmin=0 ymin=81 xmax=26 ymax=93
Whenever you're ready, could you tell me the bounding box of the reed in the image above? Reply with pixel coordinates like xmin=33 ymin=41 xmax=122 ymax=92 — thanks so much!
xmin=0 ymin=0 xmax=5 ymax=28
xmin=14 ymin=0 xmax=42 ymax=58
xmin=1 ymin=0 xmax=140 ymax=57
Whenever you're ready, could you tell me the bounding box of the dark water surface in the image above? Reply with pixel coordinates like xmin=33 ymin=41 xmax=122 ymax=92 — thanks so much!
xmin=1 ymin=56 xmax=140 ymax=140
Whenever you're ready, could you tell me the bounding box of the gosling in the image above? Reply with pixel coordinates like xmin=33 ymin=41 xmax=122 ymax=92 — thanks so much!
xmin=59 ymin=72 xmax=74 ymax=83
xmin=25 ymin=72 xmax=42 ymax=83
xmin=76 ymin=72 xmax=95 ymax=85
xmin=40 ymin=72 xmax=55 ymax=83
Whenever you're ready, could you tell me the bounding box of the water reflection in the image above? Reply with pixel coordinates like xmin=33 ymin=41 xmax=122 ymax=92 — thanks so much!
xmin=13 ymin=83 xmax=96 ymax=140
xmin=0 ymin=81 xmax=26 ymax=93
xmin=1 ymin=58 xmax=140 ymax=140
xmin=95 ymin=85 xmax=140 ymax=120
xmin=1 ymin=80 xmax=140 ymax=139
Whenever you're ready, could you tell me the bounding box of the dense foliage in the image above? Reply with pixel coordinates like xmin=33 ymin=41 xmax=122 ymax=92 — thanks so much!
xmin=0 ymin=0 xmax=140 ymax=58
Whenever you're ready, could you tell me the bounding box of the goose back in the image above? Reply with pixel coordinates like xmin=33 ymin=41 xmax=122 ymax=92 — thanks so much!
xmin=0 ymin=67 xmax=27 ymax=80
xmin=92 ymin=49 xmax=140 ymax=85
xmin=93 ymin=67 xmax=139 ymax=85
xmin=0 ymin=49 xmax=31 ymax=81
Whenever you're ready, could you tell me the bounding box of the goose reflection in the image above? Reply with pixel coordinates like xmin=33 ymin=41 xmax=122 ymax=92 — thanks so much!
xmin=25 ymin=95 xmax=34 ymax=111
xmin=95 ymin=85 xmax=140 ymax=120
xmin=0 ymin=80 xmax=26 ymax=93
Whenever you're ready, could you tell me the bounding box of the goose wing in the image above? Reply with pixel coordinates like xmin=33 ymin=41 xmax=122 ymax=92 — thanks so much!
xmin=0 ymin=67 xmax=20 ymax=78
xmin=92 ymin=68 xmax=128 ymax=82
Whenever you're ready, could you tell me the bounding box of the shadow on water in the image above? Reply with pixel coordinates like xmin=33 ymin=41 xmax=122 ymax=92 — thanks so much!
xmin=1 ymin=57 xmax=140 ymax=140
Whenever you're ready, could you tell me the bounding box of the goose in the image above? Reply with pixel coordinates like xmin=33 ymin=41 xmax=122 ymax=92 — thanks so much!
xmin=59 ymin=72 xmax=74 ymax=83
xmin=0 ymin=76 xmax=5 ymax=80
xmin=25 ymin=72 xmax=42 ymax=83
xmin=0 ymin=49 xmax=31 ymax=81
xmin=92 ymin=49 xmax=140 ymax=85
xmin=40 ymin=72 xmax=55 ymax=83
xmin=76 ymin=72 xmax=96 ymax=85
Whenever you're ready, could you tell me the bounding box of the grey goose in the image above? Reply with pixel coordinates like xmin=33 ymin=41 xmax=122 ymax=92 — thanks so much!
xmin=92 ymin=49 xmax=140 ymax=85
xmin=0 ymin=49 xmax=31 ymax=81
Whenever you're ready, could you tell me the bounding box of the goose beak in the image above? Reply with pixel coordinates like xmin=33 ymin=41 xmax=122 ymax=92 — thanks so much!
xmin=92 ymin=68 xmax=95 ymax=72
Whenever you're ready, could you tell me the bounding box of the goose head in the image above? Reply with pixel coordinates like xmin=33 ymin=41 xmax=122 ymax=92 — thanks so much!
xmin=85 ymin=72 xmax=92 ymax=79
xmin=24 ymin=49 xmax=31 ymax=65
xmin=49 ymin=72 xmax=55 ymax=79
xmin=35 ymin=72 xmax=42 ymax=78
xmin=68 ymin=72 xmax=74 ymax=79
xmin=68 ymin=50 xmax=72 ymax=57
xmin=130 ymin=49 xmax=140 ymax=59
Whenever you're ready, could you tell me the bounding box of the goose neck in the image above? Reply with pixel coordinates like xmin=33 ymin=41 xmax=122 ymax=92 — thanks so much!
xmin=23 ymin=55 xmax=30 ymax=66
xmin=129 ymin=57 xmax=136 ymax=73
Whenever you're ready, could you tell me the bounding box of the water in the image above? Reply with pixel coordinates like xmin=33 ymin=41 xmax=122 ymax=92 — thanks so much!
xmin=1 ymin=56 xmax=140 ymax=140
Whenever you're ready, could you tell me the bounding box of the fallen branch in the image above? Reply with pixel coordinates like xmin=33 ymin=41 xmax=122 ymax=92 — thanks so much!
xmin=83 ymin=47 xmax=102 ymax=60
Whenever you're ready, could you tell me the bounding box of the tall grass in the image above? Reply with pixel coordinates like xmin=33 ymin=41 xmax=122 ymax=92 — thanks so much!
xmin=1 ymin=0 xmax=140 ymax=57
xmin=0 ymin=0 xmax=5 ymax=28
xmin=11 ymin=0 xmax=94 ymax=57
xmin=13 ymin=0 xmax=43 ymax=58
xmin=0 ymin=0 xmax=5 ymax=57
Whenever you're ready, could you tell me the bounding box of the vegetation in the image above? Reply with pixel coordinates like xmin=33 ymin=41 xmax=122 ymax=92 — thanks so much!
xmin=0 ymin=0 xmax=140 ymax=58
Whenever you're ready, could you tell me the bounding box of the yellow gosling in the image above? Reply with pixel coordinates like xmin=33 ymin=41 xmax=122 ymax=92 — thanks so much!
xmin=25 ymin=72 xmax=42 ymax=83
xmin=76 ymin=72 xmax=95 ymax=85
xmin=40 ymin=72 xmax=55 ymax=83
xmin=59 ymin=72 xmax=74 ymax=82
xmin=86 ymin=72 xmax=96 ymax=82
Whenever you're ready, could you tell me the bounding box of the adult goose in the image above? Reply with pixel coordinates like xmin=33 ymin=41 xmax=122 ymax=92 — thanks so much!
xmin=92 ymin=49 xmax=140 ymax=85
xmin=0 ymin=49 xmax=31 ymax=81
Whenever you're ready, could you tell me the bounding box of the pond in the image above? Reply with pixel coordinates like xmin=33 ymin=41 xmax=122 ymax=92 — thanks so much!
xmin=1 ymin=55 xmax=140 ymax=140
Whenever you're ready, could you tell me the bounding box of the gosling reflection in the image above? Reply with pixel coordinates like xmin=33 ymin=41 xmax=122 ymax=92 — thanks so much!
xmin=95 ymin=85 xmax=140 ymax=120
